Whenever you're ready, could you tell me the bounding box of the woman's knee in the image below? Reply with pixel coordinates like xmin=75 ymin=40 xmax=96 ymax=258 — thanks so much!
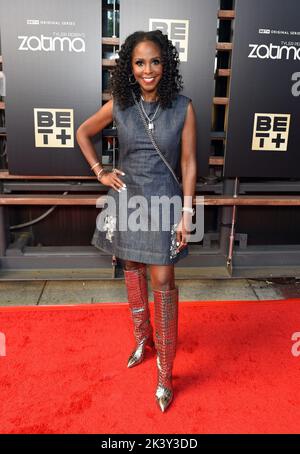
xmin=122 ymin=259 xmax=146 ymax=271
xmin=149 ymin=265 xmax=175 ymax=291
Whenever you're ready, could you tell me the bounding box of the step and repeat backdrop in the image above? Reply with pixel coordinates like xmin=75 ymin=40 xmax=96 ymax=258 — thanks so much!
xmin=119 ymin=0 xmax=219 ymax=177
xmin=0 ymin=0 xmax=102 ymax=175
xmin=0 ymin=0 xmax=218 ymax=177
xmin=3 ymin=0 xmax=298 ymax=178
xmin=224 ymin=0 xmax=300 ymax=178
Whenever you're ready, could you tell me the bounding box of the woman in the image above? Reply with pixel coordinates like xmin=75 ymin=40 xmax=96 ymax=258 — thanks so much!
xmin=76 ymin=30 xmax=197 ymax=412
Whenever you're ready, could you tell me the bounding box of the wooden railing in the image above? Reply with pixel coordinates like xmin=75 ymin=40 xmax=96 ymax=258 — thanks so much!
xmin=1 ymin=194 xmax=300 ymax=207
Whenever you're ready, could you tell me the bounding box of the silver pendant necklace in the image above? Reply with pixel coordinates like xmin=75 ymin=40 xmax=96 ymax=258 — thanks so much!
xmin=139 ymin=95 xmax=160 ymax=130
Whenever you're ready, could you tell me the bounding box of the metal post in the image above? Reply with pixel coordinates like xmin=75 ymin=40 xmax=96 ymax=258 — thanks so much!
xmin=226 ymin=177 xmax=240 ymax=273
xmin=0 ymin=206 xmax=9 ymax=257
xmin=219 ymin=178 xmax=236 ymax=275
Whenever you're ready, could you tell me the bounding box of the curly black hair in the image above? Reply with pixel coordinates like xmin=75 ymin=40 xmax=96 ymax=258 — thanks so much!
xmin=109 ymin=30 xmax=184 ymax=110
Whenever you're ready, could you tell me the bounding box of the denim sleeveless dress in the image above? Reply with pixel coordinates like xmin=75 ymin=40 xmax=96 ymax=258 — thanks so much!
xmin=91 ymin=93 xmax=192 ymax=265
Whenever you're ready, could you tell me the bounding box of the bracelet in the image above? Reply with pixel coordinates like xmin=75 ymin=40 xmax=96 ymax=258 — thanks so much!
xmin=90 ymin=161 xmax=100 ymax=171
xmin=96 ymin=168 xmax=106 ymax=181
xmin=182 ymin=206 xmax=195 ymax=215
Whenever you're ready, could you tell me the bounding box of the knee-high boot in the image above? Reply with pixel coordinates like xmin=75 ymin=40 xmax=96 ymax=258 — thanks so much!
xmin=124 ymin=267 xmax=154 ymax=368
xmin=153 ymin=286 xmax=179 ymax=412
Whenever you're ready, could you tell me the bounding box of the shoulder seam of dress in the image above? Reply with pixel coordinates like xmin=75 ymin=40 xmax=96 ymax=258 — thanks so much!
xmin=182 ymin=94 xmax=192 ymax=103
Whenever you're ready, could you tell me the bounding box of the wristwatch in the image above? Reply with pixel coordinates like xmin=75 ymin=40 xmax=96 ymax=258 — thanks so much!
xmin=182 ymin=206 xmax=195 ymax=216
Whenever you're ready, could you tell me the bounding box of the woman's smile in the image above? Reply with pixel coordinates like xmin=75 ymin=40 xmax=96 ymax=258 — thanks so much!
xmin=142 ymin=76 xmax=156 ymax=84
xmin=131 ymin=40 xmax=163 ymax=99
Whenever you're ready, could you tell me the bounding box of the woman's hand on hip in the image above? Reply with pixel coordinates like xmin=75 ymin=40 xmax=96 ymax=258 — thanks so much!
xmin=99 ymin=168 xmax=127 ymax=193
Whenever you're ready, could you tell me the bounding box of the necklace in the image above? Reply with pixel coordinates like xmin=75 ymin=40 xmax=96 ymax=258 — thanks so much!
xmin=139 ymin=95 xmax=160 ymax=130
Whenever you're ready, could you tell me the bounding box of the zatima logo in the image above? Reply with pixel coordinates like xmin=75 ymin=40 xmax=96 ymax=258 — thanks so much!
xmin=34 ymin=108 xmax=74 ymax=147
xmin=248 ymin=43 xmax=300 ymax=60
xmin=251 ymin=114 xmax=290 ymax=152
xmin=18 ymin=35 xmax=85 ymax=52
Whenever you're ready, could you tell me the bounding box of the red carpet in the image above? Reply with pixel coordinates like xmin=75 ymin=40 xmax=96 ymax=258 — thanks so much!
xmin=0 ymin=298 xmax=300 ymax=434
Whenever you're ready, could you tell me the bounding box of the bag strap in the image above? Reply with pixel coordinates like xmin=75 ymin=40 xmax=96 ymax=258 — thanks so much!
xmin=131 ymin=91 xmax=181 ymax=188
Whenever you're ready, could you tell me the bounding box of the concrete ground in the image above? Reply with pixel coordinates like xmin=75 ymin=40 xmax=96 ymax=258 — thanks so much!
xmin=1 ymin=276 xmax=300 ymax=306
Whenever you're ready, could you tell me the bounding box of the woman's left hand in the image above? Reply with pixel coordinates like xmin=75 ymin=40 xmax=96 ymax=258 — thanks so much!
xmin=176 ymin=212 xmax=193 ymax=253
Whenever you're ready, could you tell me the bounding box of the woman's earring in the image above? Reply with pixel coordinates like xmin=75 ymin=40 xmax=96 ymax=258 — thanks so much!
xmin=128 ymin=73 xmax=138 ymax=85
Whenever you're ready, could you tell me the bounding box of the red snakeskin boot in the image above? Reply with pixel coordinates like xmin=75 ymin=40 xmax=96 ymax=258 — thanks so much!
xmin=153 ymin=286 xmax=179 ymax=412
xmin=124 ymin=267 xmax=155 ymax=368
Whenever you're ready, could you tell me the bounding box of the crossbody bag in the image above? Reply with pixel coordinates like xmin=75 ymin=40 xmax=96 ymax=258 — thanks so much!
xmin=131 ymin=91 xmax=182 ymax=189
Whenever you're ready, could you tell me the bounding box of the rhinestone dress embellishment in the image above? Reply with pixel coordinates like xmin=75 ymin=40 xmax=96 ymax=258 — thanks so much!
xmin=103 ymin=214 xmax=116 ymax=242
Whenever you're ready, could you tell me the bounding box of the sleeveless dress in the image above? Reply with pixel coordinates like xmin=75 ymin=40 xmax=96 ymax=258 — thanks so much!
xmin=91 ymin=93 xmax=192 ymax=265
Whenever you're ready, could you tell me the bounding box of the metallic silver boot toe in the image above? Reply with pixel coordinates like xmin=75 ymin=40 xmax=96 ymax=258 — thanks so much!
xmin=155 ymin=356 xmax=173 ymax=412
xmin=127 ymin=335 xmax=155 ymax=368
xmin=155 ymin=386 xmax=173 ymax=413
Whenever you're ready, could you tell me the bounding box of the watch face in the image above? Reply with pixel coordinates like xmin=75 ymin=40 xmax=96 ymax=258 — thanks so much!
xmin=183 ymin=207 xmax=195 ymax=215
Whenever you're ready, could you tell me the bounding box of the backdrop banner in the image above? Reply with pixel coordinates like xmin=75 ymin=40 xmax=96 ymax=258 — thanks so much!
xmin=120 ymin=0 xmax=219 ymax=177
xmin=0 ymin=0 xmax=101 ymax=175
xmin=224 ymin=0 xmax=300 ymax=178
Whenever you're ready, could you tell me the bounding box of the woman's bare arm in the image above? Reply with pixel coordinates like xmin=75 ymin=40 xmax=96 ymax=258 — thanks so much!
xmin=76 ymin=98 xmax=126 ymax=191
xmin=180 ymin=101 xmax=197 ymax=208
xmin=176 ymin=101 xmax=197 ymax=250
xmin=76 ymin=98 xmax=113 ymax=169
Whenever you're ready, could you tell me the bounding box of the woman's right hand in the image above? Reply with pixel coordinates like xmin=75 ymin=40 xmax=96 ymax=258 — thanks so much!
xmin=99 ymin=168 xmax=127 ymax=193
